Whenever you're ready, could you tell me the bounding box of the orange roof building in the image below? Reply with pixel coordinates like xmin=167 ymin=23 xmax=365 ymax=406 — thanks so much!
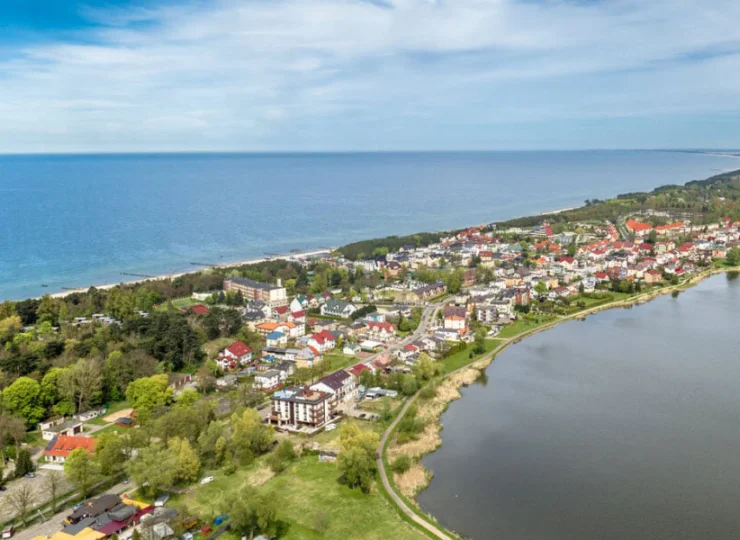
xmin=43 ymin=435 xmax=97 ymax=464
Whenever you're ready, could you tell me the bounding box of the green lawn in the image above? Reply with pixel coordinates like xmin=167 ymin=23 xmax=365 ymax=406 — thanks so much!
xmin=264 ymin=458 xmax=423 ymax=540
xmin=172 ymin=297 xmax=204 ymax=309
xmin=322 ymin=354 xmax=356 ymax=372
xmin=497 ymin=315 xmax=558 ymax=339
xmin=91 ymin=423 xmax=129 ymax=436
xmin=173 ymin=456 xmax=423 ymax=540
xmin=440 ymin=339 xmax=502 ymax=374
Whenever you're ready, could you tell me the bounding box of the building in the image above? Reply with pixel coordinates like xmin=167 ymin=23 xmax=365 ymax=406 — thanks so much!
xmin=310 ymin=370 xmax=356 ymax=402
xmin=320 ymin=299 xmax=358 ymax=318
xmin=216 ymin=341 xmax=254 ymax=371
xmin=223 ymin=277 xmax=288 ymax=308
xmin=39 ymin=418 xmax=84 ymax=441
xmin=254 ymin=369 xmax=281 ymax=391
xmin=43 ymin=435 xmax=96 ymax=464
xmin=270 ymin=386 xmax=334 ymax=429
xmin=443 ymin=306 xmax=467 ymax=331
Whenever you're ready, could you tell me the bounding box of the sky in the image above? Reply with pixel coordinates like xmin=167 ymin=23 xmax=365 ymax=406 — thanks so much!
xmin=1 ymin=0 xmax=740 ymax=152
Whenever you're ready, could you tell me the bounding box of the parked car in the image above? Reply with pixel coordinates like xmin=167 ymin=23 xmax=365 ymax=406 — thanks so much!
xmin=2 ymin=526 xmax=15 ymax=539
xmin=24 ymin=473 xmax=36 ymax=478
xmin=200 ymin=476 xmax=215 ymax=485
xmin=73 ymin=502 xmax=84 ymax=510
xmin=325 ymin=424 xmax=337 ymax=432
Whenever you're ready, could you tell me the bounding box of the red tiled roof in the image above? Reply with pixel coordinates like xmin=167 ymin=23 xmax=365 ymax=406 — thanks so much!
xmin=43 ymin=435 xmax=96 ymax=458
xmin=225 ymin=341 xmax=252 ymax=357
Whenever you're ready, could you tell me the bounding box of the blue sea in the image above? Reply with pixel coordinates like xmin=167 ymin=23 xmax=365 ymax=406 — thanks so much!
xmin=1 ymin=151 xmax=738 ymax=300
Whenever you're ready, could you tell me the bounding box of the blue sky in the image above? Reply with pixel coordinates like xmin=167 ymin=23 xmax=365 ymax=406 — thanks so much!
xmin=1 ymin=0 xmax=740 ymax=152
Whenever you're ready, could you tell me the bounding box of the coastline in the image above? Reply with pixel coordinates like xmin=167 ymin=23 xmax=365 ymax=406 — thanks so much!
xmin=46 ymin=248 xmax=333 ymax=299
xmin=380 ymin=266 xmax=739 ymax=539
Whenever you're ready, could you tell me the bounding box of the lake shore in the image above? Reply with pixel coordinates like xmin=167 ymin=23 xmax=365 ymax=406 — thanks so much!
xmin=48 ymin=248 xmax=333 ymax=299
xmin=383 ymin=265 xmax=740 ymax=529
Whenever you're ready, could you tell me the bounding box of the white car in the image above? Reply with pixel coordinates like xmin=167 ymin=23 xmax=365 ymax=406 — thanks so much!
xmin=325 ymin=424 xmax=337 ymax=432
xmin=200 ymin=476 xmax=215 ymax=485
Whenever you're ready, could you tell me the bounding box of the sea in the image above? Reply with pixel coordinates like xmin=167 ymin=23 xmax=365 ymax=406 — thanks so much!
xmin=0 ymin=150 xmax=738 ymax=300
xmin=417 ymin=274 xmax=740 ymax=540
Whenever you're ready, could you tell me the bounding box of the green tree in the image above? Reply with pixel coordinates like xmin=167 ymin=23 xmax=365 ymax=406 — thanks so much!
xmin=64 ymin=448 xmax=101 ymax=498
xmin=14 ymin=448 xmax=35 ymax=477
xmin=401 ymin=374 xmax=418 ymax=396
xmin=175 ymin=388 xmax=200 ymax=408
xmin=227 ymin=485 xmax=279 ymax=540
xmin=125 ymin=374 xmax=173 ymax=423
xmin=168 ymin=437 xmax=201 ymax=484
xmin=727 ymin=247 xmax=740 ymax=267
xmin=276 ymin=439 xmax=296 ymax=462
xmin=472 ymin=327 xmax=487 ymax=355
xmin=126 ymin=445 xmax=176 ymax=496
xmin=534 ymin=281 xmax=548 ymax=295
xmin=95 ymin=432 xmax=129 ymax=476
xmin=36 ymin=295 xmax=58 ymax=325
xmin=59 ymin=358 xmax=102 ymax=413
xmin=337 ymin=422 xmax=379 ymax=492
xmin=2 ymin=376 xmax=45 ymax=427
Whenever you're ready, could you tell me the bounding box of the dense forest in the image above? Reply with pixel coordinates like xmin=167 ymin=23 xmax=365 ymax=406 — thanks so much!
xmin=498 ymin=168 xmax=740 ymax=228
xmin=336 ymin=232 xmax=442 ymax=260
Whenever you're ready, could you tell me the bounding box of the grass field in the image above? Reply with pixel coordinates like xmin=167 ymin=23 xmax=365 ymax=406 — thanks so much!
xmin=172 ymin=455 xmax=423 ymax=540
xmin=439 ymin=339 xmax=502 ymax=374
xmin=322 ymin=354 xmax=357 ymax=372
xmin=496 ymin=315 xmax=558 ymax=339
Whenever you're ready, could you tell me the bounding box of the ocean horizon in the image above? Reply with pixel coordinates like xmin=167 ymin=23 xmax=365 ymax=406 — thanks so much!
xmin=1 ymin=150 xmax=738 ymax=301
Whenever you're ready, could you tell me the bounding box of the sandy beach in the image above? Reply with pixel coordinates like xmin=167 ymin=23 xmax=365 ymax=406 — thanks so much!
xmin=48 ymin=248 xmax=333 ymax=299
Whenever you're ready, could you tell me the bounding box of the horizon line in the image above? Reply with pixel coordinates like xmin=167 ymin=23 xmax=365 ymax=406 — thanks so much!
xmin=1 ymin=148 xmax=739 ymax=157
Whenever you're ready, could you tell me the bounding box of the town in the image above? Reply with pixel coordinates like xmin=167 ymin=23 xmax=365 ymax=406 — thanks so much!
xmin=1 ymin=177 xmax=740 ymax=540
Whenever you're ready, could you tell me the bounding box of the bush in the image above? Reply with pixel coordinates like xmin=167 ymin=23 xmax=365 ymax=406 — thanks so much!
xmin=391 ymin=455 xmax=412 ymax=474
xmin=267 ymin=452 xmax=287 ymax=473
xmin=419 ymin=383 xmax=437 ymax=400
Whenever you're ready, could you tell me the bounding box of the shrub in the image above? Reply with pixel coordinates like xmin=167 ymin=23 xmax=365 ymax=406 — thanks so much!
xmin=391 ymin=455 xmax=412 ymax=474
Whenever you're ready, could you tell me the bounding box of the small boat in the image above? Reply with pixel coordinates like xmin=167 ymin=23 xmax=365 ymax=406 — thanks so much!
xmin=41 ymin=284 xmax=48 ymax=288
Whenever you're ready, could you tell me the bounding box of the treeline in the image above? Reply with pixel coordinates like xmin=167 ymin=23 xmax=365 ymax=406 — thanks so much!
xmin=336 ymin=232 xmax=442 ymax=261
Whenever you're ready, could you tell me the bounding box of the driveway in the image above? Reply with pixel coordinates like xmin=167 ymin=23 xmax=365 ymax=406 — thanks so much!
xmin=0 ymin=468 xmax=73 ymax=524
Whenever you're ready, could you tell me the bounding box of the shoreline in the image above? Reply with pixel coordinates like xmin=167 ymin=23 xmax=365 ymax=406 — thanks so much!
xmin=47 ymin=248 xmax=333 ymax=299
xmin=380 ymin=266 xmax=739 ymax=539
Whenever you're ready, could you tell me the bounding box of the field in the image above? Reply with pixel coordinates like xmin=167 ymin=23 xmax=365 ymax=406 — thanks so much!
xmin=321 ymin=353 xmax=357 ymax=372
xmin=440 ymin=339 xmax=502 ymax=373
xmin=176 ymin=457 xmax=423 ymax=540
xmin=496 ymin=314 xmax=558 ymax=339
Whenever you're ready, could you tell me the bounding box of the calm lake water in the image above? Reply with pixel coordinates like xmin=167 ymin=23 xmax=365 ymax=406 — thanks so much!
xmin=417 ymin=274 xmax=740 ymax=540
xmin=0 ymin=150 xmax=738 ymax=300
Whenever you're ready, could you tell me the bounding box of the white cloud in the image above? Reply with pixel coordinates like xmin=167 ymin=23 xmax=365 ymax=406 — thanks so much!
xmin=1 ymin=0 xmax=740 ymax=151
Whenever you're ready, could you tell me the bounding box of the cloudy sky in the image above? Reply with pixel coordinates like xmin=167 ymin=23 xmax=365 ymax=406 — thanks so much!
xmin=2 ymin=0 xmax=740 ymax=152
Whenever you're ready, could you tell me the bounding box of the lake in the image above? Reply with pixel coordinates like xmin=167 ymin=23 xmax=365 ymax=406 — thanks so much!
xmin=417 ymin=274 xmax=740 ymax=540
xmin=0 ymin=150 xmax=738 ymax=300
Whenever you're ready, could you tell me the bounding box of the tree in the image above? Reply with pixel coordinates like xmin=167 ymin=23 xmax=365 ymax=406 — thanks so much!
xmin=230 ymin=409 xmax=275 ymax=464
xmin=2 ymin=376 xmax=45 ymax=427
xmin=0 ymin=315 xmax=22 ymax=342
xmin=125 ymin=374 xmax=173 ymax=423
xmin=59 ymin=358 xmax=103 ymax=413
xmin=15 ymin=448 xmax=35 ymax=477
xmin=276 ymin=439 xmax=296 ymax=462
xmin=727 ymin=247 xmax=740 ymax=267
xmin=401 ymin=374 xmax=418 ymax=396
xmin=0 ymin=415 xmax=27 ymax=458
xmin=391 ymin=454 xmax=412 ymax=474
xmin=36 ymin=295 xmax=58 ymax=325
xmin=126 ymin=445 xmax=176 ymax=496
xmin=103 ymin=350 xmax=157 ymax=402
xmin=168 ymin=437 xmax=201 ymax=484
xmin=175 ymin=388 xmax=200 ymax=408
xmin=337 ymin=422 xmax=379 ymax=492
xmin=95 ymin=432 xmax=129 ymax=476
xmin=227 ymin=485 xmax=279 ymax=540
xmin=44 ymin=470 xmax=66 ymax=513
xmin=534 ymin=281 xmax=548 ymax=295
xmin=64 ymin=448 xmax=101 ymax=498
xmin=338 ymin=446 xmax=375 ymax=492
xmin=6 ymin=483 xmax=37 ymax=525
xmin=472 ymin=327 xmax=487 ymax=355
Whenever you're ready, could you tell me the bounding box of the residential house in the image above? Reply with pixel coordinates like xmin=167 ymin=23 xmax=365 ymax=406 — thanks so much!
xmin=216 ymin=341 xmax=253 ymax=371
xmin=443 ymin=306 xmax=467 ymax=331
xmin=39 ymin=418 xmax=84 ymax=441
xmin=43 ymin=435 xmax=96 ymax=464
xmin=321 ymin=299 xmax=358 ymax=318
xmin=253 ymin=370 xmax=281 ymax=391
xmin=365 ymin=321 xmax=397 ymax=341
xmin=308 ymin=330 xmax=337 ymax=353
xmin=266 ymin=331 xmax=288 ymax=348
